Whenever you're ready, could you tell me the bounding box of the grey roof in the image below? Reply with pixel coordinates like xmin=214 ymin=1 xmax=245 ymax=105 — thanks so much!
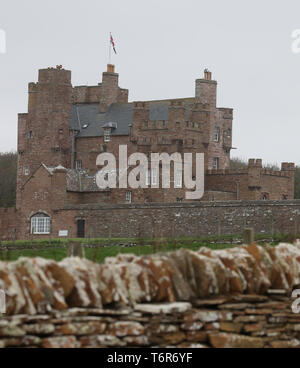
xmin=70 ymin=103 xmax=133 ymax=137
xmin=70 ymin=100 xmax=193 ymax=138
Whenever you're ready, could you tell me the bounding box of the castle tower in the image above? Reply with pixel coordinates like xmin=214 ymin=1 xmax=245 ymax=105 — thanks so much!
xmin=16 ymin=66 xmax=73 ymax=209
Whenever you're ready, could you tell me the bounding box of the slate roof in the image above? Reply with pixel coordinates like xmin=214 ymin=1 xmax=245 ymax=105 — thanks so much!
xmin=70 ymin=99 xmax=194 ymax=138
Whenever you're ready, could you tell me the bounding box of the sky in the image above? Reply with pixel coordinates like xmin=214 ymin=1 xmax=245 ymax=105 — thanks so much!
xmin=0 ymin=0 xmax=300 ymax=166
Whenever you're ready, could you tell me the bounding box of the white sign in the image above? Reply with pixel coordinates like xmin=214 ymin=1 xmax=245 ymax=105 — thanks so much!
xmin=59 ymin=230 xmax=69 ymax=237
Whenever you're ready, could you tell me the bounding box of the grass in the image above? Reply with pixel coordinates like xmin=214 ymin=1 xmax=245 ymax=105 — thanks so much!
xmin=0 ymin=239 xmax=267 ymax=264
xmin=0 ymin=232 xmax=296 ymax=263
xmin=1 ymin=232 xmax=294 ymax=248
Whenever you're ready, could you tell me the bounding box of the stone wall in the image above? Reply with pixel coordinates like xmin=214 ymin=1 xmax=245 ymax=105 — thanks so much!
xmin=0 ymin=208 xmax=18 ymax=241
xmin=58 ymin=200 xmax=300 ymax=239
xmin=2 ymin=200 xmax=300 ymax=240
xmin=1 ymin=243 xmax=300 ymax=348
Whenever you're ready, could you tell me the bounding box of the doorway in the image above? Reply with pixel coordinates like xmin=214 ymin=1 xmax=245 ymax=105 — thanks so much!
xmin=77 ymin=219 xmax=85 ymax=238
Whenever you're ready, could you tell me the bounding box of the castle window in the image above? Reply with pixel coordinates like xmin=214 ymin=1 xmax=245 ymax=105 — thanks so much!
xmin=213 ymin=127 xmax=220 ymax=142
xmin=186 ymin=122 xmax=189 ymax=128
xmin=126 ymin=191 xmax=132 ymax=204
xmin=144 ymin=122 xmax=148 ymax=128
xmin=176 ymin=122 xmax=180 ymax=128
xmin=146 ymin=169 xmax=151 ymax=186
xmin=162 ymin=120 xmax=166 ymax=127
xmin=104 ymin=129 xmax=111 ymax=142
xmin=162 ymin=137 xmax=166 ymax=144
xmin=175 ymin=169 xmax=183 ymax=188
xmin=76 ymin=160 xmax=82 ymax=170
xmin=28 ymin=131 xmax=33 ymax=139
xmin=31 ymin=213 xmax=51 ymax=235
xmin=227 ymin=128 xmax=231 ymax=138
xmin=262 ymin=193 xmax=269 ymax=200
xmin=147 ymin=168 xmax=158 ymax=186
xmin=24 ymin=167 xmax=30 ymax=176
xmin=213 ymin=157 xmax=219 ymax=170
xmin=192 ymin=139 xmax=195 ymax=145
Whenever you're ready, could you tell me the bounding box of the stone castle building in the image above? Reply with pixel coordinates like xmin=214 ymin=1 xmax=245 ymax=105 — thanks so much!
xmin=12 ymin=64 xmax=294 ymax=239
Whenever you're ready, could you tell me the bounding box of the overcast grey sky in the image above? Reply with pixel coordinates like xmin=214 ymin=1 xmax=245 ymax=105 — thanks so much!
xmin=1 ymin=0 xmax=300 ymax=165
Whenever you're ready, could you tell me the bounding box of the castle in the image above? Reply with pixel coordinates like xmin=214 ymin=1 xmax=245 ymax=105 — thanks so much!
xmin=7 ymin=64 xmax=294 ymax=239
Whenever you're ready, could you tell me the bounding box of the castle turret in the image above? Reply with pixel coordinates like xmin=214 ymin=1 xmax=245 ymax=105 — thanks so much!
xmin=281 ymin=162 xmax=295 ymax=199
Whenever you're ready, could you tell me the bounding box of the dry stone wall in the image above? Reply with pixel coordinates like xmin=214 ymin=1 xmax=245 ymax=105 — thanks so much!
xmin=1 ymin=242 xmax=300 ymax=348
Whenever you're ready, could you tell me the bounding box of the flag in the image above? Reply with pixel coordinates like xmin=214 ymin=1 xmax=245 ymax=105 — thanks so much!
xmin=110 ymin=33 xmax=117 ymax=54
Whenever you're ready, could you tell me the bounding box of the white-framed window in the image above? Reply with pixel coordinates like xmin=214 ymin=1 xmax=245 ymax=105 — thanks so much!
xmin=24 ymin=167 xmax=30 ymax=176
xmin=151 ymin=168 xmax=158 ymax=186
xmin=126 ymin=191 xmax=132 ymax=204
xmin=175 ymin=169 xmax=183 ymax=188
xmin=213 ymin=126 xmax=220 ymax=142
xmin=104 ymin=129 xmax=111 ymax=142
xmin=213 ymin=157 xmax=219 ymax=170
xmin=146 ymin=168 xmax=158 ymax=186
xmin=146 ymin=169 xmax=151 ymax=186
xmin=31 ymin=213 xmax=51 ymax=235
xmin=76 ymin=160 xmax=82 ymax=170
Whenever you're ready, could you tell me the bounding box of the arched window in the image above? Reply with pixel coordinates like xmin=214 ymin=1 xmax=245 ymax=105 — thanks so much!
xmin=31 ymin=213 xmax=51 ymax=234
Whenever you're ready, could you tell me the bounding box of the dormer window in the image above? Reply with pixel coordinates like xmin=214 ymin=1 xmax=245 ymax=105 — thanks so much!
xmin=104 ymin=129 xmax=111 ymax=142
xmin=102 ymin=122 xmax=117 ymax=143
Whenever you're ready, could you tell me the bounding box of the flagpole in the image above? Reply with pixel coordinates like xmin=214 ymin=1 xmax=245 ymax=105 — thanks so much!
xmin=109 ymin=32 xmax=112 ymax=64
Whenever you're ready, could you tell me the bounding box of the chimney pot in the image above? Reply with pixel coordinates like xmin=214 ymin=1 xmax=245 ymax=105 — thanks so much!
xmin=107 ymin=64 xmax=115 ymax=73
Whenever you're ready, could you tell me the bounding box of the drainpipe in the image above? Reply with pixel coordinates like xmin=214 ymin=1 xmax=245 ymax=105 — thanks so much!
xmin=236 ymin=181 xmax=240 ymax=200
xmin=71 ymin=130 xmax=78 ymax=169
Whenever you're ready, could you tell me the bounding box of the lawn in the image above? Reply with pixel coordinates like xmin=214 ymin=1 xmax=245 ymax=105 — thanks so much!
xmin=0 ymin=233 xmax=284 ymax=263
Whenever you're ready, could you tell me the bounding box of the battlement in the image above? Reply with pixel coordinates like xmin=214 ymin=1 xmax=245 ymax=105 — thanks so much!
xmin=248 ymin=158 xmax=262 ymax=168
xmin=281 ymin=162 xmax=295 ymax=171
xmin=38 ymin=66 xmax=71 ymax=85
xmin=218 ymin=107 xmax=233 ymax=119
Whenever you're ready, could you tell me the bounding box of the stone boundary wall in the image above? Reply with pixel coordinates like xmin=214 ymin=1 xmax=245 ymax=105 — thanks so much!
xmin=61 ymin=200 xmax=300 ymax=238
xmin=0 ymin=294 xmax=298 ymax=348
xmin=1 ymin=200 xmax=300 ymax=240
xmin=1 ymin=242 xmax=300 ymax=347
